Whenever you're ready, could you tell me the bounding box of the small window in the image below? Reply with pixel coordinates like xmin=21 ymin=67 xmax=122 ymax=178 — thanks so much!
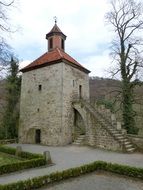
xmin=73 ymin=80 xmax=75 ymax=87
xmin=49 ymin=38 xmax=53 ymax=49
xmin=61 ymin=39 xmax=64 ymax=50
xmin=79 ymin=85 xmax=82 ymax=99
xmin=38 ymin=85 xmax=42 ymax=91
xmin=37 ymin=108 xmax=40 ymax=112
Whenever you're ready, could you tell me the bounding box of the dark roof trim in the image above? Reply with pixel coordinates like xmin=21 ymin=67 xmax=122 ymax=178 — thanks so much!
xmin=46 ymin=24 xmax=67 ymax=39
xmin=46 ymin=32 xmax=66 ymax=39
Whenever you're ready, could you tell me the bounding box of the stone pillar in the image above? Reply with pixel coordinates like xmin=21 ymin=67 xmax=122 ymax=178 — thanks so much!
xmin=43 ymin=151 xmax=52 ymax=164
xmin=111 ymin=114 xmax=116 ymax=125
xmin=122 ymin=129 xmax=127 ymax=134
xmin=15 ymin=146 xmax=22 ymax=157
xmin=106 ymin=109 xmax=111 ymax=117
xmin=101 ymin=105 xmax=105 ymax=109
xmin=117 ymin=121 xmax=122 ymax=130
xmin=94 ymin=102 xmax=97 ymax=108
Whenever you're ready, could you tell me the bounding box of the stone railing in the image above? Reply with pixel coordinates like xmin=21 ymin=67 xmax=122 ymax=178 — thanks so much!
xmin=0 ymin=139 xmax=17 ymax=145
xmin=93 ymin=103 xmax=127 ymax=134
xmin=73 ymin=98 xmax=126 ymax=133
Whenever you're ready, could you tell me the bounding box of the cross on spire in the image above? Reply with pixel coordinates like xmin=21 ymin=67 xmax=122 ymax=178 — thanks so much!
xmin=54 ymin=16 xmax=57 ymax=24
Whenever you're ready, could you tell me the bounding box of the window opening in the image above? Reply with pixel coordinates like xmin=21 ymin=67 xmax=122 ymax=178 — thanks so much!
xmin=49 ymin=38 xmax=53 ymax=49
xmin=61 ymin=39 xmax=64 ymax=50
xmin=38 ymin=85 xmax=42 ymax=91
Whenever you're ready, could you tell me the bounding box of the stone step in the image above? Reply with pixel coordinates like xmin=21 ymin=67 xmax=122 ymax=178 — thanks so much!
xmin=124 ymin=141 xmax=131 ymax=145
xmin=108 ymin=129 xmax=122 ymax=133
xmin=75 ymin=136 xmax=85 ymax=139
xmin=73 ymin=134 xmax=86 ymax=145
xmin=73 ymin=142 xmax=82 ymax=145
xmin=119 ymin=139 xmax=130 ymax=143
xmin=76 ymin=139 xmax=85 ymax=142
xmin=79 ymin=100 xmax=136 ymax=153
xmin=78 ymin=135 xmax=86 ymax=137
xmin=125 ymin=144 xmax=134 ymax=148
xmin=113 ymin=136 xmax=123 ymax=140
xmin=113 ymin=133 xmax=122 ymax=137
xmin=74 ymin=140 xmax=83 ymax=143
xmin=126 ymin=147 xmax=136 ymax=153
xmin=107 ymin=127 xmax=121 ymax=133
xmin=77 ymin=136 xmax=85 ymax=140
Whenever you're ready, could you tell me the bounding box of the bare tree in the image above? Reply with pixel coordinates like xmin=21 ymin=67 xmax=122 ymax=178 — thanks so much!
xmin=106 ymin=0 xmax=143 ymax=134
xmin=0 ymin=0 xmax=15 ymax=77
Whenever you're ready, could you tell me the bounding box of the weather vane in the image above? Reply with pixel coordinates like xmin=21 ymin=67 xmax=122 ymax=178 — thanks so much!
xmin=54 ymin=16 xmax=57 ymax=24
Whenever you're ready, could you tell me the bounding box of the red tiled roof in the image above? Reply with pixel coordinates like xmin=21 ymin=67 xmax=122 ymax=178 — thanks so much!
xmin=20 ymin=48 xmax=90 ymax=73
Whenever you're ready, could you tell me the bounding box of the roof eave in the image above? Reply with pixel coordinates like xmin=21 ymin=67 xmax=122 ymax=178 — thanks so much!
xmin=20 ymin=58 xmax=90 ymax=74
xmin=46 ymin=32 xmax=67 ymax=40
xmin=20 ymin=59 xmax=63 ymax=73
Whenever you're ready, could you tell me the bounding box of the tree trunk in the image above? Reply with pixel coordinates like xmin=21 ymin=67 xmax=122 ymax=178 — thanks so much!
xmin=122 ymin=81 xmax=137 ymax=134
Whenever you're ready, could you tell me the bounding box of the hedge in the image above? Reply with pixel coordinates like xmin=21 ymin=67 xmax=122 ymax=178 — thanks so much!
xmin=0 ymin=161 xmax=143 ymax=190
xmin=0 ymin=139 xmax=17 ymax=145
xmin=0 ymin=146 xmax=43 ymax=159
xmin=0 ymin=146 xmax=46 ymax=175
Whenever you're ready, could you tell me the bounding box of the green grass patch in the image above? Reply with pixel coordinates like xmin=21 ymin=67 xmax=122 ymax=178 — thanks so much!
xmin=0 ymin=152 xmax=23 ymax=166
xmin=0 ymin=146 xmax=46 ymax=175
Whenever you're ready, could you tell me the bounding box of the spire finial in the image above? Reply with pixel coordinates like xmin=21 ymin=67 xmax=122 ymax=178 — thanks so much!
xmin=54 ymin=16 xmax=57 ymax=24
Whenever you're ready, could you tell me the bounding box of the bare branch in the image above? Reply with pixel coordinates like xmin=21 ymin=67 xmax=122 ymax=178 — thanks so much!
xmin=0 ymin=0 xmax=16 ymax=77
xmin=0 ymin=0 xmax=14 ymax=7
xmin=106 ymin=0 xmax=143 ymax=132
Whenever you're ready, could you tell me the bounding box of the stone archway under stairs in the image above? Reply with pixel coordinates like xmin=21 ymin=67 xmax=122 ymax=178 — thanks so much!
xmin=72 ymin=99 xmax=136 ymax=153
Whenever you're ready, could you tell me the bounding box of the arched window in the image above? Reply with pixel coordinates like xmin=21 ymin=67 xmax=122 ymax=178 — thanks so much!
xmin=61 ymin=39 xmax=64 ymax=50
xmin=49 ymin=38 xmax=53 ymax=49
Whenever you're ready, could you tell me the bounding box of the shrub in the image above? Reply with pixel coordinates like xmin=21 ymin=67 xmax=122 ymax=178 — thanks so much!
xmin=0 ymin=158 xmax=46 ymax=175
xmin=0 ymin=145 xmax=43 ymax=159
xmin=0 ymin=146 xmax=16 ymax=155
xmin=0 ymin=161 xmax=143 ymax=190
xmin=0 ymin=146 xmax=46 ymax=175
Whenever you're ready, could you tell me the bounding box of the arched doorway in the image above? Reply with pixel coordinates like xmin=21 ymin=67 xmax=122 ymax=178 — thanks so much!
xmin=35 ymin=129 xmax=41 ymax=144
xmin=74 ymin=109 xmax=86 ymax=138
xmin=26 ymin=128 xmax=41 ymax=144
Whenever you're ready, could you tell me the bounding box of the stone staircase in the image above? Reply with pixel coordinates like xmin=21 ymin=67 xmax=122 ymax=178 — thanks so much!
xmin=78 ymin=100 xmax=136 ymax=153
xmin=73 ymin=134 xmax=86 ymax=145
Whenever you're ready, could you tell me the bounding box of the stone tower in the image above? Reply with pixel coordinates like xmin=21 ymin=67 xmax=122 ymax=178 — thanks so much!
xmin=19 ymin=22 xmax=90 ymax=145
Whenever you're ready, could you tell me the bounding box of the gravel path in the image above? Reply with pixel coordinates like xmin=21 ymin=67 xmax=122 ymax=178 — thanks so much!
xmin=39 ymin=172 xmax=143 ymax=190
xmin=0 ymin=144 xmax=143 ymax=185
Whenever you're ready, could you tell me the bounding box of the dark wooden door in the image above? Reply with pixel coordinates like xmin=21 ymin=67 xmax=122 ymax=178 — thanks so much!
xmin=35 ymin=129 xmax=41 ymax=144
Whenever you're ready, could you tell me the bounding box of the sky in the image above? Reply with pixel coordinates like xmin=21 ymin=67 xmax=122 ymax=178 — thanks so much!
xmin=6 ymin=0 xmax=114 ymax=77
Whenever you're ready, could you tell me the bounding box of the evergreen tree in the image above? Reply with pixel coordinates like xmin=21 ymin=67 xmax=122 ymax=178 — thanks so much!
xmin=2 ymin=56 xmax=21 ymax=139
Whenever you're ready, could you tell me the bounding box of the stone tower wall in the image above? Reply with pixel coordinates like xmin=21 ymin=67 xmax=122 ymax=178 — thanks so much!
xmin=19 ymin=62 xmax=89 ymax=145
xmin=19 ymin=63 xmax=63 ymax=145
xmin=61 ymin=63 xmax=89 ymax=144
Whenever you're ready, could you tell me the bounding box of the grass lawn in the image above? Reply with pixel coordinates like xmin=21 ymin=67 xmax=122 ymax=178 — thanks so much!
xmin=0 ymin=152 xmax=23 ymax=166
